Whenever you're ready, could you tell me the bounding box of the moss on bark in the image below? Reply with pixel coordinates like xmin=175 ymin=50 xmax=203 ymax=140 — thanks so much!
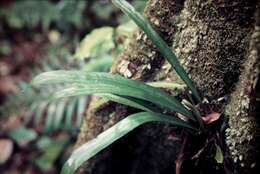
xmin=225 ymin=7 xmax=260 ymax=173
xmin=172 ymin=0 xmax=256 ymax=98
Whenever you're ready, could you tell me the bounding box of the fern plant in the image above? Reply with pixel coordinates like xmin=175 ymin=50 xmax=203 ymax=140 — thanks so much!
xmin=0 ymin=42 xmax=87 ymax=132
xmin=31 ymin=0 xmax=205 ymax=173
xmin=0 ymin=19 xmax=136 ymax=132
xmin=1 ymin=21 xmax=135 ymax=129
xmin=0 ymin=0 xmax=86 ymax=31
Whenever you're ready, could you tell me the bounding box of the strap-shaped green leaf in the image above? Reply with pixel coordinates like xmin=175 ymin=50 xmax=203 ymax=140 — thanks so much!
xmin=61 ymin=111 xmax=197 ymax=174
xmin=65 ymin=98 xmax=77 ymax=128
xmin=57 ymin=92 xmax=157 ymax=113
xmin=53 ymin=99 xmax=67 ymax=130
xmin=76 ymin=96 xmax=87 ymax=128
xmin=32 ymin=71 xmax=193 ymax=118
xmin=34 ymin=102 xmax=49 ymax=125
xmin=112 ymin=0 xmax=201 ymax=102
xmin=45 ymin=102 xmax=57 ymax=132
xmin=25 ymin=103 xmax=38 ymax=124
xmin=97 ymin=94 xmax=156 ymax=112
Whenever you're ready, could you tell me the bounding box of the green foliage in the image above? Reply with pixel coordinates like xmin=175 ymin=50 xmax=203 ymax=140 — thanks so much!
xmin=32 ymin=71 xmax=193 ymax=118
xmin=91 ymin=1 xmax=115 ymax=19
xmin=215 ymin=144 xmax=224 ymax=164
xmin=61 ymin=112 xmax=197 ymax=174
xmin=31 ymin=65 xmax=200 ymax=174
xmin=35 ymin=137 xmax=68 ymax=171
xmin=32 ymin=69 xmax=200 ymax=173
xmin=74 ymin=22 xmax=137 ymax=72
xmin=1 ymin=23 xmax=131 ymax=132
xmin=116 ymin=20 xmax=138 ymax=43
xmin=0 ymin=1 xmax=152 ymax=173
xmin=8 ymin=126 xmax=38 ymax=143
xmin=29 ymin=1 xmax=205 ymax=173
xmin=112 ymin=0 xmax=202 ymax=102
xmin=82 ymin=55 xmax=114 ymax=72
xmin=91 ymin=0 xmax=146 ymax=22
xmin=0 ymin=42 xmax=88 ymax=132
xmin=1 ymin=20 xmax=134 ymax=130
xmin=97 ymin=93 xmax=155 ymax=112
xmin=0 ymin=0 xmax=86 ymax=31
xmin=56 ymin=0 xmax=86 ymax=31
xmin=74 ymin=27 xmax=115 ymax=59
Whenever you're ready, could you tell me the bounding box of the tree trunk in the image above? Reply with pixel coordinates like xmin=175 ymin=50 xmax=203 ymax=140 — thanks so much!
xmin=75 ymin=0 xmax=259 ymax=174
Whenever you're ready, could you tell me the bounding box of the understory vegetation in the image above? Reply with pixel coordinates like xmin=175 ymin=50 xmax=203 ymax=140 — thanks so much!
xmin=31 ymin=1 xmax=226 ymax=174
xmin=0 ymin=0 xmax=144 ymax=173
xmin=1 ymin=0 xmax=257 ymax=174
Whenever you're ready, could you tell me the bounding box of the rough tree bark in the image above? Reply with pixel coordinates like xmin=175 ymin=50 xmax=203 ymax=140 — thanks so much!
xmin=75 ymin=0 xmax=259 ymax=174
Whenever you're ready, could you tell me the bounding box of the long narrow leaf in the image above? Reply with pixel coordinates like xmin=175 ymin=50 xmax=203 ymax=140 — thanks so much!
xmin=53 ymin=99 xmax=67 ymax=130
xmin=48 ymin=89 xmax=156 ymax=113
xmin=45 ymin=103 xmax=56 ymax=132
xmin=65 ymin=98 xmax=77 ymax=128
xmin=112 ymin=0 xmax=201 ymax=102
xmin=34 ymin=102 xmax=48 ymax=125
xmin=25 ymin=103 xmax=38 ymax=124
xmin=97 ymin=93 xmax=156 ymax=112
xmin=32 ymin=71 xmax=193 ymax=118
xmin=76 ymin=96 xmax=87 ymax=128
xmin=61 ymin=111 xmax=197 ymax=174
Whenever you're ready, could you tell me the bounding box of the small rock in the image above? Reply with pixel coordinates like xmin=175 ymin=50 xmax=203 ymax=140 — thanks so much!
xmin=0 ymin=139 xmax=13 ymax=164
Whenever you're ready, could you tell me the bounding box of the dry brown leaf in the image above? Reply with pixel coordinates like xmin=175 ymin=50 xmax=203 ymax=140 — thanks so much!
xmin=202 ymin=112 xmax=221 ymax=124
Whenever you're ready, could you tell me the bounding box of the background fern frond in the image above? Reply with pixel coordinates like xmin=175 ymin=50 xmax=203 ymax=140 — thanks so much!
xmin=0 ymin=43 xmax=89 ymax=131
xmin=0 ymin=21 xmax=136 ymax=131
xmin=0 ymin=0 xmax=86 ymax=31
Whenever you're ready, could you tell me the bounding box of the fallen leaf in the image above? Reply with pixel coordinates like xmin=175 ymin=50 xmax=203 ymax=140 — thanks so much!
xmin=0 ymin=139 xmax=13 ymax=164
xmin=175 ymin=156 xmax=183 ymax=174
xmin=202 ymin=112 xmax=221 ymax=124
